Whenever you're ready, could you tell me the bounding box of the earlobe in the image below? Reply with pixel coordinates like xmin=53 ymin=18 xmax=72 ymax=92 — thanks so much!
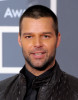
xmin=18 ymin=33 xmax=22 ymax=47
xmin=56 ymin=32 xmax=61 ymax=48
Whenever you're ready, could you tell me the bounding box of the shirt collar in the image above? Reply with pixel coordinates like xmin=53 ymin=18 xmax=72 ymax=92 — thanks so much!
xmin=20 ymin=61 xmax=57 ymax=88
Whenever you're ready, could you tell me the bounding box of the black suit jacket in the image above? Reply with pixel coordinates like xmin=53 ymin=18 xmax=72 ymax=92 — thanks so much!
xmin=0 ymin=61 xmax=78 ymax=100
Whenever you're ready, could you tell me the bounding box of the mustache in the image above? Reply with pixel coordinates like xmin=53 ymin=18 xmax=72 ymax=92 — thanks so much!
xmin=29 ymin=47 xmax=47 ymax=53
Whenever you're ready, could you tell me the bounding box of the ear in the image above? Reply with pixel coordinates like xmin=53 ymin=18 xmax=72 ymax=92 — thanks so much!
xmin=18 ymin=33 xmax=22 ymax=47
xmin=56 ymin=32 xmax=61 ymax=48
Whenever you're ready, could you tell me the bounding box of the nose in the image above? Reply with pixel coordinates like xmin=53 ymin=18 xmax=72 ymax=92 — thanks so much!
xmin=33 ymin=36 xmax=43 ymax=48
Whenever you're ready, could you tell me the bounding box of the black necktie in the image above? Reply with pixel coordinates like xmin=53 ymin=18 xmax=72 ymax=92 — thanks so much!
xmin=29 ymin=89 xmax=37 ymax=100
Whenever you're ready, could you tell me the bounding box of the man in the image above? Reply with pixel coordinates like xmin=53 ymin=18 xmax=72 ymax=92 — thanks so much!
xmin=0 ymin=5 xmax=78 ymax=100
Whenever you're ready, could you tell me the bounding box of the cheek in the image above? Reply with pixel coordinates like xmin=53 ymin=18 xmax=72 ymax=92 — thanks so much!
xmin=44 ymin=41 xmax=57 ymax=53
xmin=22 ymin=42 xmax=33 ymax=53
xmin=22 ymin=39 xmax=32 ymax=48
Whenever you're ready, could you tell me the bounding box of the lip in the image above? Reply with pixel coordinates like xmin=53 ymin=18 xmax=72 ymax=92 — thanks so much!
xmin=31 ymin=51 xmax=46 ymax=59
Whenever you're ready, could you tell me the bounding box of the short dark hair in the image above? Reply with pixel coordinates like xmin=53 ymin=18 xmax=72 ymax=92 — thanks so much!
xmin=19 ymin=5 xmax=58 ymax=36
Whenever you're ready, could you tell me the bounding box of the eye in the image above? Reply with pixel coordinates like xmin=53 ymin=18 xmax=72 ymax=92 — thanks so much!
xmin=43 ymin=35 xmax=50 ymax=38
xmin=25 ymin=36 xmax=32 ymax=39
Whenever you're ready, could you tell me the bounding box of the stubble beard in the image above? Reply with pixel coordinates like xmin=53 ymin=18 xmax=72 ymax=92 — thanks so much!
xmin=22 ymin=48 xmax=56 ymax=71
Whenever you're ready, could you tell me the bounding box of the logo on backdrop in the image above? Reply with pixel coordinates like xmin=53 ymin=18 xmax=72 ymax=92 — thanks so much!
xmin=0 ymin=0 xmax=28 ymax=26
xmin=4 ymin=8 xmax=25 ymax=18
xmin=0 ymin=0 xmax=57 ymax=74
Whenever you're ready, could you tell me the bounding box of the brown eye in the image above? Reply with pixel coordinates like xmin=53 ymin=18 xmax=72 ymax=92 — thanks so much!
xmin=25 ymin=36 xmax=32 ymax=38
xmin=43 ymin=35 xmax=50 ymax=38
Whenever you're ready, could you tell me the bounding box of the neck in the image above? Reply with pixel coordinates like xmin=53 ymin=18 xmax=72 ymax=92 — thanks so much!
xmin=25 ymin=60 xmax=55 ymax=76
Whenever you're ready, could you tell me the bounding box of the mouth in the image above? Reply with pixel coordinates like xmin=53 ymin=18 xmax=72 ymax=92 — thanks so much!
xmin=31 ymin=52 xmax=46 ymax=59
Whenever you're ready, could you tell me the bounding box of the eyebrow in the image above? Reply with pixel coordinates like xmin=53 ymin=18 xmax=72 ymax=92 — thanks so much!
xmin=22 ymin=33 xmax=32 ymax=36
xmin=42 ymin=32 xmax=52 ymax=34
xmin=22 ymin=32 xmax=52 ymax=35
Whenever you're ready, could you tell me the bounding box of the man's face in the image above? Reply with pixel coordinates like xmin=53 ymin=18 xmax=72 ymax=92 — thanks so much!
xmin=18 ymin=17 xmax=60 ymax=70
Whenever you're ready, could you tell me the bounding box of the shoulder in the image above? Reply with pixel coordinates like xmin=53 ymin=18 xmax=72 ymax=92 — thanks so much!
xmin=63 ymin=72 xmax=78 ymax=93
xmin=0 ymin=74 xmax=19 ymax=91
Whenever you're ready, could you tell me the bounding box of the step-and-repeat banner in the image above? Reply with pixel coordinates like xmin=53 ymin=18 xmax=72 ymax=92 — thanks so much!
xmin=0 ymin=0 xmax=78 ymax=80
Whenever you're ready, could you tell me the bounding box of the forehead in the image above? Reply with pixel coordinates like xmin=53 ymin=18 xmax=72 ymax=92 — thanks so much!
xmin=22 ymin=17 xmax=54 ymax=24
xmin=21 ymin=17 xmax=54 ymax=31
